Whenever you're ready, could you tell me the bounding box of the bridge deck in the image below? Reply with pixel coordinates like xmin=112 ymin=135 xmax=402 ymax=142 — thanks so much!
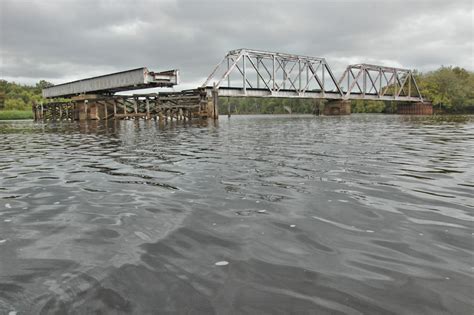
xmin=42 ymin=68 xmax=179 ymax=98
xmin=210 ymin=87 xmax=422 ymax=102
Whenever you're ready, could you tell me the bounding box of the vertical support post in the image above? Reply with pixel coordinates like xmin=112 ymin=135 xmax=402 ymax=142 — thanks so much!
xmin=321 ymin=62 xmax=325 ymax=96
xmin=104 ymin=101 xmax=108 ymax=120
xmin=362 ymin=67 xmax=366 ymax=97
xmin=123 ymin=99 xmax=126 ymax=115
xmin=212 ymin=83 xmax=219 ymax=120
xmin=272 ymin=55 xmax=276 ymax=92
xmin=84 ymin=100 xmax=88 ymax=120
xmin=306 ymin=62 xmax=309 ymax=90
xmin=256 ymin=57 xmax=260 ymax=89
xmin=40 ymin=102 xmax=44 ymax=120
xmin=133 ymin=98 xmax=138 ymax=114
xmin=113 ymin=101 xmax=117 ymax=118
xmin=59 ymin=105 xmax=63 ymax=120
xmin=242 ymin=55 xmax=246 ymax=94
xmin=146 ymin=98 xmax=150 ymax=119
xmin=282 ymin=61 xmax=286 ymax=90
xmin=379 ymin=69 xmax=382 ymax=97
xmin=347 ymin=70 xmax=350 ymax=93
xmin=227 ymin=57 xmax=230 ymax=88
xmin=394 ymin=70 xmax=398 ymax=99
xmin=298 ymin=59 xmax=301 ymax=92
xmin=408 ymin=72 xmax=412 ymax=97
xmin=66 ymin=105 xmax=69 ymax=120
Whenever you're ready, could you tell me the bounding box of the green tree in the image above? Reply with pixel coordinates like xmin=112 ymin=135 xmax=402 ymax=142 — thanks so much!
xmin=418 ymin=66 xmax=474 ymax=112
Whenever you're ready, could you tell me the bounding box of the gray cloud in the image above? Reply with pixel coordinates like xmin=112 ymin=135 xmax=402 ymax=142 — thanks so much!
xmin=1 ymin=0 xmax=472 ymax=89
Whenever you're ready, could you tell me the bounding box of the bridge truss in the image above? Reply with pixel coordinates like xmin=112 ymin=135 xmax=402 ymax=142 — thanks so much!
xmin=202 ymin=49 xmax=423 ymax=102
xmin=338 ymin=64 xmax=423 ymax=101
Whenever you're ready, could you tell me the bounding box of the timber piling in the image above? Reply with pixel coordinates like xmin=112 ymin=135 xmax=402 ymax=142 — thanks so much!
xmin=34 ymin=89 xmax=219 ymax=122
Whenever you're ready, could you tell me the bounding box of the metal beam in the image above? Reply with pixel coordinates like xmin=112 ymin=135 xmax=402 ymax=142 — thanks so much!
xmin=43 ymin=68 xmax=179 ymax=98
xmin=202 ymin=49 xmax=424 ymax=103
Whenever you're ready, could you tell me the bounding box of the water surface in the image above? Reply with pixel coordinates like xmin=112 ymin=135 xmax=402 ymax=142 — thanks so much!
xmin=0 ymin=115 xmax=473 ymax=314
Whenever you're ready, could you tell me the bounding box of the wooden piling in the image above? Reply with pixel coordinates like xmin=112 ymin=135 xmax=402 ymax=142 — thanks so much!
xmin=146 ymin=98 xmax=150 ymax=119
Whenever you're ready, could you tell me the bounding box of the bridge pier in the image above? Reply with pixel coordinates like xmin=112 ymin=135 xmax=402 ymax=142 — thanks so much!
xmin=206 ymin=89 xmax=219 ymax=119
xmin=72 ymin=95 xmax=102 ymax=120
xmin=397 ymin=102 xmax=433 ymax=115
xmin=323 ymin=100 xmax=351 ymax=115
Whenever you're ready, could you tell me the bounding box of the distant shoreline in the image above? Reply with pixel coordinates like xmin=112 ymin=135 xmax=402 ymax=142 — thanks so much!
xmin=2 ymin=111 xmax=473 ymax=121
xmin=0 ymin=110 xmax=33 ymax=120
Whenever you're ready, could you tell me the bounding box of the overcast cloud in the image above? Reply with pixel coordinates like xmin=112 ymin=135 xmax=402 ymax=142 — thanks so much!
xmin=0 ymin=0 xmax=472 ymax=89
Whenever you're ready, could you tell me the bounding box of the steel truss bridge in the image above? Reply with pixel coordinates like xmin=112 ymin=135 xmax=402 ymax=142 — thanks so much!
xmin=37 ymin=48 xmax=428 ymax=121
xmin=202 ymin=49 xmax=424 ymax=102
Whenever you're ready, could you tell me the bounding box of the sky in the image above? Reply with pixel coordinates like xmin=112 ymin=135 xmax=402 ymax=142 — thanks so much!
xmin=1 ymin=0 xmax=473 ymax=90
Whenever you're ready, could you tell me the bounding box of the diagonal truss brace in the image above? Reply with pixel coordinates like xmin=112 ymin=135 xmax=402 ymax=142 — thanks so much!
xmin=338 ymin=64 xmax=423 ymax=101
xmin=202 ymin=50 xmax=423 ymax=102
xmin=202 ymin=48 xmax=344 ymax=97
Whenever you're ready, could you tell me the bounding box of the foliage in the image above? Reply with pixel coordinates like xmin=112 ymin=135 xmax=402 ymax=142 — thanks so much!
xmin=0 ymin=79 xmax=49 ymax=111
xmin=219 ymin=97 xmax=323 ymax=115
xmin=352 ymin=100 xmax=386 ymax=113
xmin=0 ymin=110 xmax=34 ymax=120
xmin=417 ymin=66 xmax=474 ymax=113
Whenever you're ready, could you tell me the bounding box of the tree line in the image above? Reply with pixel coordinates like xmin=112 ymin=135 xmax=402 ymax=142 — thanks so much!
xmin=1 ymin=66 xmax=473 ymax=114
xmin=0 ymin=80 xmax=53 ymax=111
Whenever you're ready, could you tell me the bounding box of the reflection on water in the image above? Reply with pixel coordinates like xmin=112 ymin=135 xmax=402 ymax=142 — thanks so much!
xmin=0 ymin=115 xmax=473 ymax=314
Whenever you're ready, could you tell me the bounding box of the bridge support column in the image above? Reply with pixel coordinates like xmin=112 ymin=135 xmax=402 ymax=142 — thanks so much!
xmin=323 ymin=100 xmax=351 ymax=115
xmin=206 ymin=89 xmax=219 ymax=119
xmin=72 ymin=95 xmax=101 ymax=120
xmin=397 ymin=102 xmax=433 ymax=115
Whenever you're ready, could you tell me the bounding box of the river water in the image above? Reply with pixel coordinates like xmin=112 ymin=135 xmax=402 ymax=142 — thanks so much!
xmin=0 ymin=114 xmax=473 ymax=314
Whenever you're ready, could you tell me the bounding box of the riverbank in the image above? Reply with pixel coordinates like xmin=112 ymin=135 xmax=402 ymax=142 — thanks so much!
xmin=0 ymin=110 xmax=33 ymax=120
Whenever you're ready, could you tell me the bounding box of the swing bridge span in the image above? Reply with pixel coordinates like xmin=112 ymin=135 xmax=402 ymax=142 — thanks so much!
xmin=202 ymin=49 xmax=423 ymax=102
xmin=35 ymin=48 xmax=430 ymax=121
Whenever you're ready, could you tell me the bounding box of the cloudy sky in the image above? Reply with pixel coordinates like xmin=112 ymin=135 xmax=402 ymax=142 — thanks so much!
xmin=1 ymin=0 xmax=472 ymax=90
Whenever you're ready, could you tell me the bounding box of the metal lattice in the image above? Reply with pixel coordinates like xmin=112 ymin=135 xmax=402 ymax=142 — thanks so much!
xmin=337 ymin=64 xmax=423 ymax=101
xmin=203 ymin=49 xmax=424 ymax=102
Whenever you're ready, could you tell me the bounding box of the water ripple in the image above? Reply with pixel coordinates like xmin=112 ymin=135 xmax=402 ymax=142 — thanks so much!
xmin=0 ymin=115 xmax=473 ymax=314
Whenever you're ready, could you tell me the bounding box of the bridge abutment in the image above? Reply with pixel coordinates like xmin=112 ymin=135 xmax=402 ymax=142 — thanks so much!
xmin=323 ymin=100 xmax=351 ymax=115
xmin=397 ymin=102 xmax=433 ymax=115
